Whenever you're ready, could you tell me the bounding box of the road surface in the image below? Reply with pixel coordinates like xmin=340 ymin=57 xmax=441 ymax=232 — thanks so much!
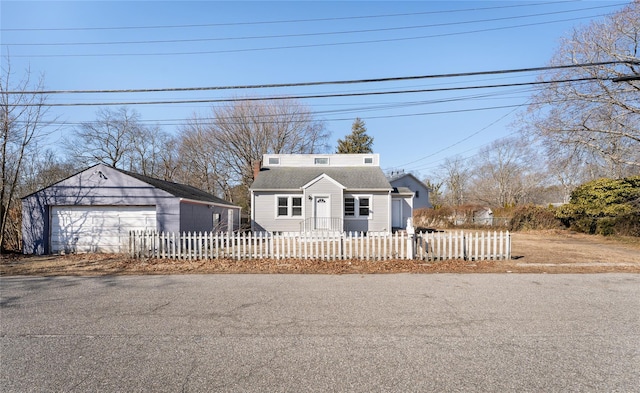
xmin=1 ymin=274 xmax=639 ymax=392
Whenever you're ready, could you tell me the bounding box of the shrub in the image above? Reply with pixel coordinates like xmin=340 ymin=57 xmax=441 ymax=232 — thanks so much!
xmin=509 ymin=205 xmax=563 ymax=231
xmin=557 ymin=176 xmax=640 ymax=236
xmin=413 ymin=206 xmax=454 ymax=229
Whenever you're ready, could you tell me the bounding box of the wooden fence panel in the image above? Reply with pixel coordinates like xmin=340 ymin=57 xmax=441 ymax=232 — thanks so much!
xmin=129 ymin=230 xmax=510 ymax=261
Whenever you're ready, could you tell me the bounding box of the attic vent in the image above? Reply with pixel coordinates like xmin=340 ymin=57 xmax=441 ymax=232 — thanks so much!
xmin=314 ymin=157 xmax=329 ymax=165
xmin=268 ymin=157 xmax=280 ymax=165
xmin=364 ymin=157 xmax=373 ymax=164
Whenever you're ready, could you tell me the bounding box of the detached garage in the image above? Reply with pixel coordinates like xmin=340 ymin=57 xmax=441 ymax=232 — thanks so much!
xmin=22 ymin=164 xmax=241 ymax=255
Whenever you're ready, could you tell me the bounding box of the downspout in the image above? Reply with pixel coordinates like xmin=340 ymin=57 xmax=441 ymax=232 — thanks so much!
xmin=250 ymin=189 xmax=255 ymax=232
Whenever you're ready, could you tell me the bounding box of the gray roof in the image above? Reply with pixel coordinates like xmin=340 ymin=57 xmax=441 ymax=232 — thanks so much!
xmin=22 ymin=164 xmax=239 ymax=209
xmin=118 ymin=168 xmax=239 ymax=207
xmin=251 ymin=166 xmax=392 ymax=191
xmin=392 ymin=186 xmax=413 ymax=196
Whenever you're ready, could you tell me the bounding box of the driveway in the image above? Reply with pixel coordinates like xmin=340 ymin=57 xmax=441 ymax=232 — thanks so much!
xmin=1 ymin=274 xmax=639 ymax=392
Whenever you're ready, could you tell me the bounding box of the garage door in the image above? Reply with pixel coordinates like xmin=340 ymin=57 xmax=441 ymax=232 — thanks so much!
xmin=51 ymin=206 xmax=157 ymax=253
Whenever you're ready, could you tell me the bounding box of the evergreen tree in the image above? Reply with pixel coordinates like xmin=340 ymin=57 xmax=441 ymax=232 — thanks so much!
xmin=336 ymin=118 xmax=374 ymax=153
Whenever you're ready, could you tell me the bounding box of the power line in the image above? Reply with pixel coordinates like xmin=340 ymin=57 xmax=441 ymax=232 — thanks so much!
xmin=0 ymin=1 xmax=581 ymax=32
xmin=8 ymin=13 xmax=615 ymax=58
xmin=4 ymin=4 xmax=620 ymax=47
xmin=7 ymin=61 xmax=632 ymax=95
xmin=16 ymin=77 xmax=605 ymax=107
xmin=399 ymin=105 xmax=525 ymax=169
xmin=28 ymin=89 xmax=538 ymax=127
xmin=25 ymin=102 xmax=535 ymax=128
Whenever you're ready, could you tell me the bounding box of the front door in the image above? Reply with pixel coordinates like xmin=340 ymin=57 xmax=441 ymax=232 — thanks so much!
xmin=314 ymin=196 xmax=330 ymax=230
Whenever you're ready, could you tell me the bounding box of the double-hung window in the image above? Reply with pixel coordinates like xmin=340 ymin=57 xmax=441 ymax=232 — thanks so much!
xmin=277 ymin=196 xmax=303 ymax=217
xmin=344 ymin=195 xmax=371 ymax=219
xmin=344 ymin=197 xmax=356 ymax=217
xmin=359 ymin=198 xmax=370 ymax=216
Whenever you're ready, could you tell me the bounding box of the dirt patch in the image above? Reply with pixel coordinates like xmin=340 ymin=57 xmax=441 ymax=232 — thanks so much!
xmin=2 ymin=230 xmax=639 ymax=276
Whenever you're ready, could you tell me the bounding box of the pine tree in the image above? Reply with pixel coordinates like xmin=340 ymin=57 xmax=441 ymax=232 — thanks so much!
xmin=336 ymin=118 xmax=374 ymax=153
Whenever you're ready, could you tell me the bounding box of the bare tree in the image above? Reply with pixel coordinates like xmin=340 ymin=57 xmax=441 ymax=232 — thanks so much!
xmin=1 ymin=61 xmax=53 ymax=252
xmin=210 ymin=98 xmax=330 ymax=189
xmin=66 ymin=107 xmax=141 ymax=169
xmin=172 ymin=115 xmax=229 ymax=198
xmin=470 ymin=137 xmax=541 ymax=207
xmin=127 ymin=124 xmax=173 ymax=178
xmin=439 ymin=156 xmax=471 ymax=206
xmin=521 ymin=2 xmax=640 ymax=176
xmin=20 ymin=147 xmax=76 ymax=194
xmin=422 ymin=178 xmax=443 ymax=208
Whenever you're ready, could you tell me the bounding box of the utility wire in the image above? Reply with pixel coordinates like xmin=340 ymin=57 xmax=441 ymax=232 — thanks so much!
xmin=7 ymin=61 xmax=632 ymax=95
xmin=399 ymin=105 xmax=525 ymax=169
xmin=17 ymin=77 xmax=604 ymax=106
xmin=27 ymin=89 xmax=539 ymax=126
xmin=9 ymin=13 xmax=614 ymax=58
xmin=0 ymin=1 xmax=581 ymax=32
xmin=3 ymin=4 xmax=620 ymax=47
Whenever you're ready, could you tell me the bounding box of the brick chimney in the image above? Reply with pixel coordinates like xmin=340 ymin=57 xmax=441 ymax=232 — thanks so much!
xmin=252 ymin=160 xmax=262 ymax=181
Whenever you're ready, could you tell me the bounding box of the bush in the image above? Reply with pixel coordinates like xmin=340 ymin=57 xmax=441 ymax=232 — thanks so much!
xmin=509 ymin=205 xmax=563 ymax=231
xmin=557 ymin=176 xmax=640 ymax=236
xmin=413 ymin=206 xmax=454 ymax=229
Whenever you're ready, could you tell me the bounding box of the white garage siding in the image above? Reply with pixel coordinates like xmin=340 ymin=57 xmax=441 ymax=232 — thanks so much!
xmin=50 ymin=206 xmax=157 ymax=253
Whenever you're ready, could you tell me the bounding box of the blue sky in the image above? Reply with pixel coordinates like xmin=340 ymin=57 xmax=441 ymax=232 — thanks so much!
xmin=1 ymin=1 xmax=631 ymax=179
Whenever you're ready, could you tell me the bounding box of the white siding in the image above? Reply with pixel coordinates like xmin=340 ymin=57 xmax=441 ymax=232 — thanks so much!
xmin=51 ymin=206 xmax=156 ymax=253
xmin=252 ymin=192 xmax=304 ymax=232
xmin=263 ymin=153 xmax=379 ymax=167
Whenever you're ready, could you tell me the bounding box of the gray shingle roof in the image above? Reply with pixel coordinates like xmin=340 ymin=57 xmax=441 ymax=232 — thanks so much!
xmin=392 ymin=186 xmax=413 ymax=195
xmin=251 ymin=166 xmax=392 ymax=190
xmin=117 ymin=168 xmax=238 ymax=207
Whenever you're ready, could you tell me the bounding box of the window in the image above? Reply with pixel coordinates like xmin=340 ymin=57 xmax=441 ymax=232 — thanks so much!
xmin=314 ymin=157 xmax=329 ymax=165
xmin=277 ymin=196 xmax=303 ymax=217
xmin=359 ymin=198 xmax=370 ymax=216
xmin=277 ymin=197 xmax=288 ymax=216
xmin=344 ymin=196 xmax=371 ymax=218
xmin=364 ymin=157 xmax=373 ymax=164
xmin=415 ymin=190 xmax=419 ymax=198
xmin=344 ymin=198 xmax=355 ymax=216
xmin=268 ymin=157 xmax=280 ymax=165
xmin=292 ymin=197 xmax=302 ymax=216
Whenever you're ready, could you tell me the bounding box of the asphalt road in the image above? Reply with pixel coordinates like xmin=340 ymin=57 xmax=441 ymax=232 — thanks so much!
xmin=1 ymin=274 xmax=639 ymax=392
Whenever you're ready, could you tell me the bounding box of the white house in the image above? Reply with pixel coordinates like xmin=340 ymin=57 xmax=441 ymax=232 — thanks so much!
xmin=249 ymin=154 xmax=413 ymax=233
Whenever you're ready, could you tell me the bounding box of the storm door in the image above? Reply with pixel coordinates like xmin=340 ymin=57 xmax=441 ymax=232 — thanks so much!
xmin=313 ymin=196 xmax=331 ymax=230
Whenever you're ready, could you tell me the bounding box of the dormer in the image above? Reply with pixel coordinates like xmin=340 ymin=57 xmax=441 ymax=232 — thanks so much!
xmin=262 ymin=154 xmax=379 ymax=167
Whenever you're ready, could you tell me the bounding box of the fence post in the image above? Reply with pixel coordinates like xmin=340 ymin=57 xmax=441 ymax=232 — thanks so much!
xmin=129 ymin=231 xmax=133 ymax=257
xmin=463 ymin=231 xmax=467 ymax=261
xmin=406 ymin=219 xmax=415 ymax=259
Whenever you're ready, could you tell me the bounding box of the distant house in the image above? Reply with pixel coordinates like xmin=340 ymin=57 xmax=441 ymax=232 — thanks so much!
xmin=249 ymin=154 xmax=414 ymax=233
xmin=471 ymin=206 xmax=494 ymax=225
xmin=22 ymin=164 xmax=241 ymax=255
xmin=386 ymin=171 xmax=432 ymax=227
xmin=451 ymin=205 xmax=493 ymax=226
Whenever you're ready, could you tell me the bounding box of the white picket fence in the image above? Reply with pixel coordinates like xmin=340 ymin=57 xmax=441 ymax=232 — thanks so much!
xmin=129 ymin=230 xmax=510 ymax=261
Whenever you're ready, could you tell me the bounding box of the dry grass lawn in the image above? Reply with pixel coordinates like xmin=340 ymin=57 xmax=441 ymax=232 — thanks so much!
xmin=1 ymin=230 xmax=639 ymax=276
